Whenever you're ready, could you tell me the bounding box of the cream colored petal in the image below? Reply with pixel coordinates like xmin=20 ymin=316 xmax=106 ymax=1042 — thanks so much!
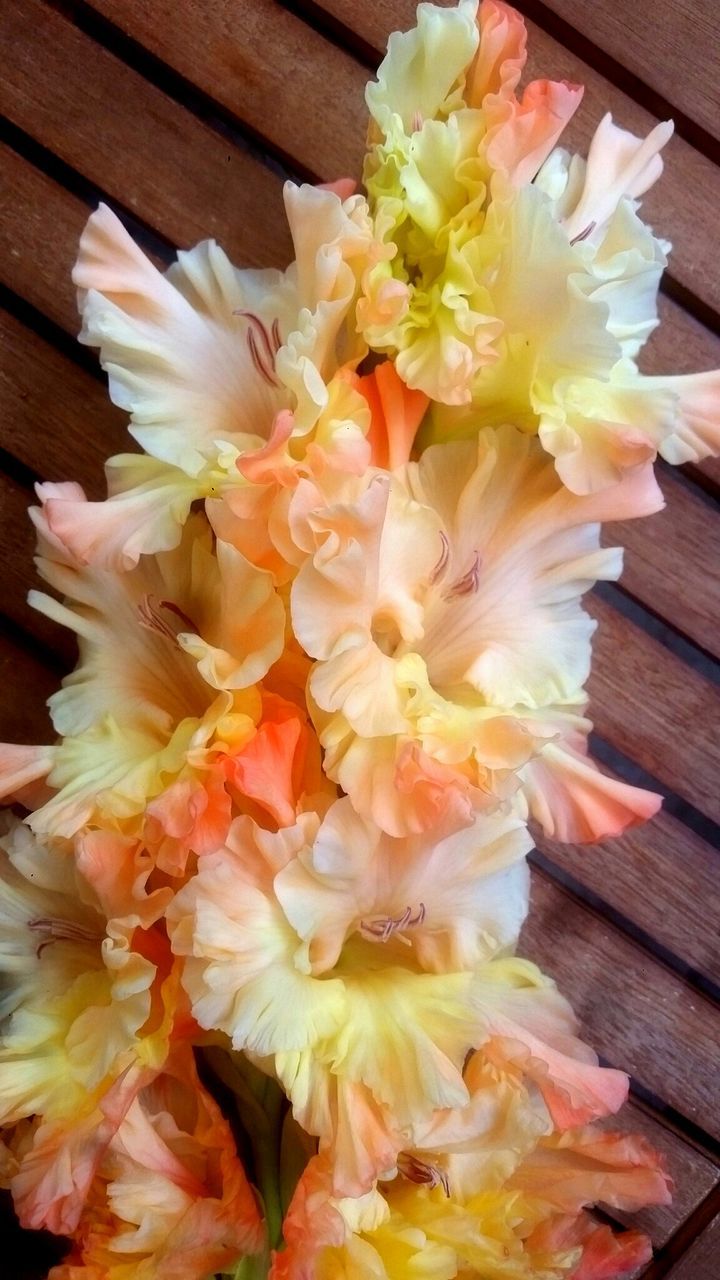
xmin=41 ymin=456 xmax=201 ymax=570
xmin=562 ymin=114 xmax=674 ymax=244
xmin=366 ymin=0 xmax=479 ymax=133
xmin=73 ymin=204 xmax=286 ymax=474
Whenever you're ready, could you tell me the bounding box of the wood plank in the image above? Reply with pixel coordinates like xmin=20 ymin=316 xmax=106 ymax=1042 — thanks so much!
xmin=588 ymin=596 xmax=719 ymax=822
xmin=607 ymin=472 xmax=720 ymax=660
xmin=523 ymin=871 xmax=720 ymax=1141
xmin=665 ymin=1208 xmax=720 ymax=1277
xmin=279 ymin=0 xmax=720 ymax=314
xmin=84 ymin=0 xmax=368 ymax=181
xmin=536 ymin=801 xmax=720 ymax=987
xmin=0 ymin=627 xmax=56 ymax=744
xmin=0 ymin=141 xmax=91 ymax=334
xmin=539 ymin=0 xmax=719 ymax=145
xmin=0 ymin=307 xmax=127 ymax=484
xmin=0 ymin=0 xmax=292 ymax=268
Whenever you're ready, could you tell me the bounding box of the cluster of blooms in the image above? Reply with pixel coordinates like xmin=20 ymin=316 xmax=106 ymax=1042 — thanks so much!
xmin=1 ymin=2 xmax=717 ymax=1276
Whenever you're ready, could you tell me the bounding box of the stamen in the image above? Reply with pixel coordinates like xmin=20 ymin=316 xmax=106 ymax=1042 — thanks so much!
xmin=570 ymin=220 xmax=597 ymax=246
xmin=360 ymin=902 xmax=426 ymax=943
xmin=157 ymin=600 xmax=198 ymax=633
xmin=411 ymin=109 xmax=424 ymax=133
xmin=445 ymin=550 xmax=481 ymax=598
xmin=138 ymin=595 xmax=198 ymax=644
xmin=430 ymin=531 xmax=450 ymax=585
xmin=28 ymin=916 xmax=100 ymax=958
xmin=397 ymin=1152 xmax=450 ymax=1197
xmin=236 ymin=310 xmax=281 ymax=386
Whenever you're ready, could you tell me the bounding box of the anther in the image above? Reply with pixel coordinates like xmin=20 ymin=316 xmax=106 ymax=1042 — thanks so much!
xmin=138 ymin=595 xmax=198 ymax=643
xmin=235 ymin=310 xmax=281 ymax=386
xmin=397 ymin=1152 xmax=450 ymax=1196
xmin=28 ymin=916 xmax=99 ymax=958
xmin=445 ymin=550 xmax=481 ymax=598
xmin=360 ymin=903 xmax=426 ymax=943
xmin=430 ymin=531 xmax=450 ymax=585
xmin=570 ymin=220 xmax=596 ymax=246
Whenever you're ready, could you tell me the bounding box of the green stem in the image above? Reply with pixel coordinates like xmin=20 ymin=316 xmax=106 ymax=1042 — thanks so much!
xmin=206 ymin=1047 xmax=286 ymax=1257
xmin=254 ymin=1077 xmax=285 ymax=1252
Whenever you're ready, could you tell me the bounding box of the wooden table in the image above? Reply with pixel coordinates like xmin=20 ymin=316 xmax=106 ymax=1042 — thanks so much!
xmin=0 ymin=1 xmax=718 ymax=1275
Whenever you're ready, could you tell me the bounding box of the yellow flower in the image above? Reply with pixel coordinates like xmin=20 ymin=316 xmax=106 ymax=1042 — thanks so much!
xmin=48 ymin=184 xmax=378 ymax=574
xmin=0 ymin=818 xmax=181 ymax=1235
xmin=168 ymin=800 xmax=627 ymax=1199
xmin=360 ymin=0 xmax=582 ymax=407
xmin=361 ymin=2 xmax=720 ymax=491
xmin=290 ymin=426 xmax=662 ymax=840
xmin=0 ymin=505 xmax=285 ymax=867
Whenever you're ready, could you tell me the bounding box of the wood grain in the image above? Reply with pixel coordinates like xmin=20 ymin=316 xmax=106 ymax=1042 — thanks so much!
xmin=536 ymin=802 xmax=720 ymax=988
xmin=0 ymin=142 xmax=92 ymax=334
xmin=606 ymin=472 xmax=720 ymax=660
xmin=588 ymin=595 xmax=719 ymax=821
xmin=0 ymin=628 xmax=56 ymax=744
xmin=0 ymin=306 xmax=127 ymax=483
xmin=665 ymin=1207 xmax=720 ymax=1276
xmin=536 ymin=0 xmax=720 ymax=145
xmin=523 ymin=871 xmax=720 ymax=1141
xmin=83 ymin=0 xmax=369 ymax=181
xmin=285 ymin=0 xmax=720 ymax=314
xmin=0 ymin=0 xmax=293 ymax=268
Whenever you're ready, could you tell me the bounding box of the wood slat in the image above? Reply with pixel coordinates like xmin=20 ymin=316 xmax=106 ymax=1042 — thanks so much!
xmin=0 ymin=142 xmax=95 ymax=333
xmin=278 ymin=0 xmax=720 ymax=314
xmin=0 ymin=0 xmax=293 ymax=269
xmin=538 ymin=0 xmax=719 ymax=146
xmin=0 ymin=628 xmax=56 ymax=744
xmin=0 ymin=307 xmax=126 ymax=483
xmin=588 ymin=596 xmax=719 ymax=822
xmin=84 ymin=0 xmax=368 ymax=181
xmin=536 ymin=801 xmax=720 ymax=988
xmin=607 ymin=473 xmax=720 ymax=660
xmin=665 ymin=1207 xmax=720 ymax=1276
xmin=523 ymin=871 xmax=720 ymax=1141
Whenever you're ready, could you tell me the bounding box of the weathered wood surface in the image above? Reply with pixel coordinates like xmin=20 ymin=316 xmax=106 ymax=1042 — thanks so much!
xmin=1 ymin=0 xmax=718 ymax=1275
xmin=533 ymin=0 xmax=720 ymax=146
xmin=665 ymin=1208 xmax=720 ymax=1275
